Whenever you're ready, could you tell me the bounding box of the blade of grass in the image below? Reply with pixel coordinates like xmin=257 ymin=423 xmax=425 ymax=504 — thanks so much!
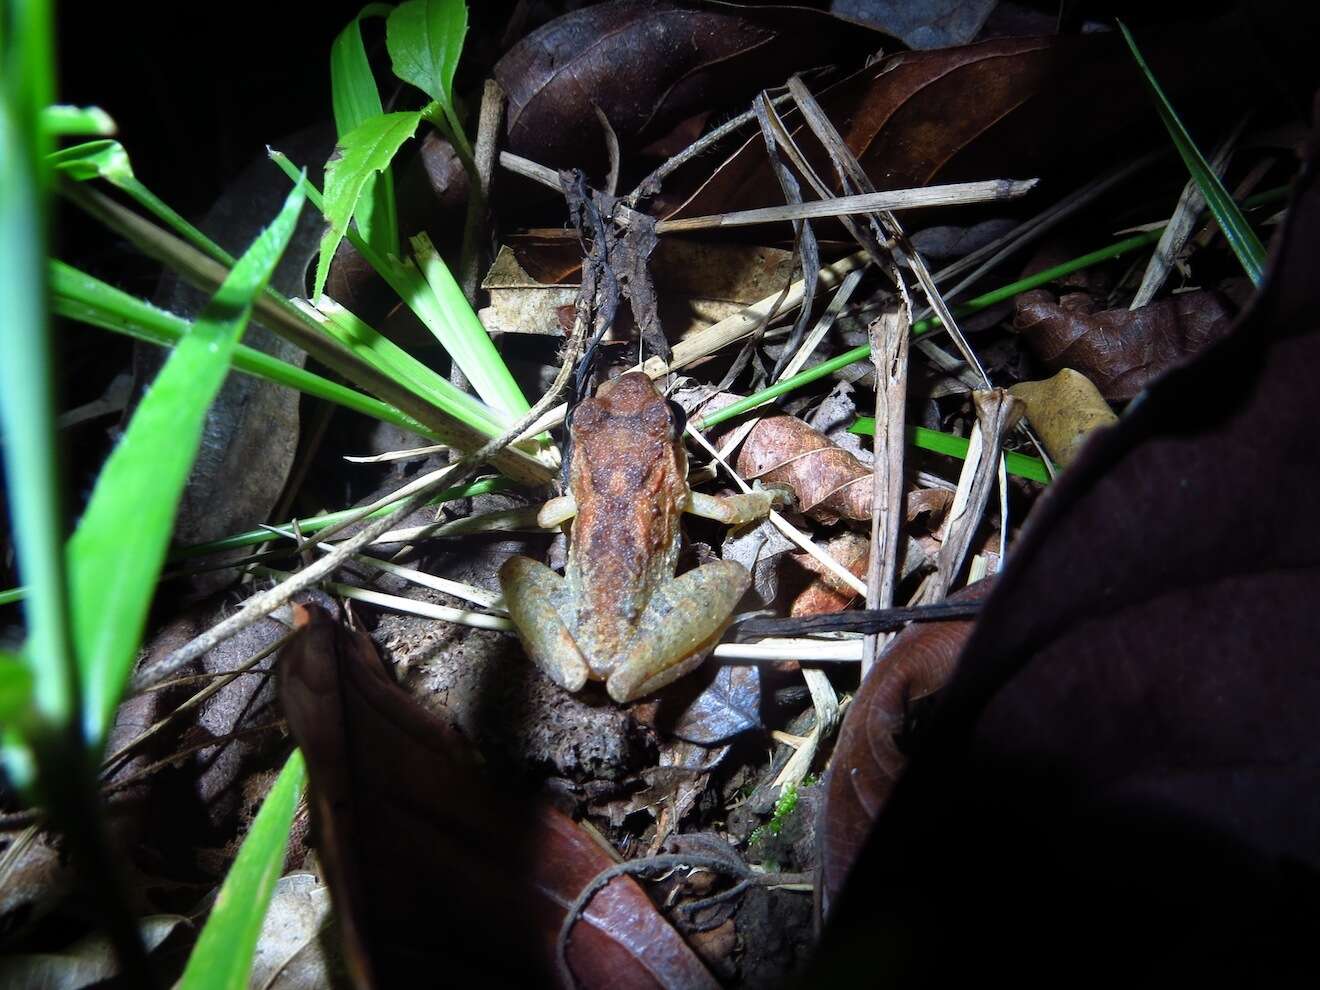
xmin=40 ymin=104 xmax=115 ymax=136
xmin=175 ymin=749 xmax=306 ymax=990
xmin=313 ymin=109 xmax=422 ymax=300
xmin=51 ymin=139 xmax=235 ymax=267
xmin=50 ymin=259 xmax=440 ymax=439
xmin=272 ymin=150 xmax=534 ymax=424
xmin=1117 ymin=20 xmax=1266 ymax=284
xmin=0 ymin=0 xmax=76 ymax=731
xmin=0 ymin=652 xmax=34 ymax=725
xmin=332 ymin=3 xmax=399 ymax=258
xmin=850 ymin=419 xmax=1052 ymax=484
xmin=67 ymin=182 xmax=305 ymax=746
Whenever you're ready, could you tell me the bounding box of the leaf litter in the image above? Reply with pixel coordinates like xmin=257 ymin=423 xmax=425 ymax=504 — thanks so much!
xmin=15 ymin=4 xmax=1320 ymax=987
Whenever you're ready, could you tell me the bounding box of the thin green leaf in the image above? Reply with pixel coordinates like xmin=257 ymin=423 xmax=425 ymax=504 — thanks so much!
xmin=176 ymin=749 xmax=306 ymax=990
xmin=314 ymin=109 xmax=421 ymax=300
xmin=50 ymin=259 xmax=437 ymax=439
xmin=50 ymin=139 xmax=233 ymax=266
xmin=332 ymin=3 xmax=399 ymax=258
xmin=67 ymin=183 xmax=305 ymax=746
xmin=1117 ymin=20 xmax=1266 ymax=285
xmin=386 ymin=0 xmax=467 ymax=113
xmin=0 ymin=652 xmax=35 ymax=725
xmin=273 ymin=149 xmax=532 ymax=424
xmin=40 ymin=104 xmax=115 ymax=136
xmin=849 ymin=420 xmax=1052 ymax=484
xmin=0 ymin=0 xmax=77 ymax=730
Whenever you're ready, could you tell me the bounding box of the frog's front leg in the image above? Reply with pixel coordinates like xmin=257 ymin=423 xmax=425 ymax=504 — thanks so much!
xmin=605 ymin=560 xmax=750 ymax=703
xmin=685 ymin=488 xmax=789 ymax=525
xmin=498 ymin=556 xmax=590 ymax=692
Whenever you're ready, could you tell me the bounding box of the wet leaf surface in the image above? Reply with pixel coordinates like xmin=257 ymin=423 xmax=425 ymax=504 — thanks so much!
xmin=814 ymin=109 xmax=1320 ymax=985
xmin=494 ymin=0 xmax=890 ymax=187
xmin=279 ymin=604 xmax=716 ymax=989
xmin=1013 ymin=286 xmax=1236 ymax=400
xmin=663 ymin=663 xmax=762 ymax=745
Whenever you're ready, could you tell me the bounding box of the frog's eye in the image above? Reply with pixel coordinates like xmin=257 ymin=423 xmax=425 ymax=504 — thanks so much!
xmin=667 ymin=399 xmax=688 ymax=438
xmin=569 ymin=400 xmax=606 ymax=434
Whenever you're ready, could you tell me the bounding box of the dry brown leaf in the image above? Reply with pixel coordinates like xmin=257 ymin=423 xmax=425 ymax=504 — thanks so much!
xmin=1008 ymin=368 xmax=1117 ymax=467
xmin=1013 ymin=287 xmax=1236 ymax=400
xmin=736 ymin=415 xmax=871 ymax=523
xmin=279 ymin=604 xmax=716 ymax=989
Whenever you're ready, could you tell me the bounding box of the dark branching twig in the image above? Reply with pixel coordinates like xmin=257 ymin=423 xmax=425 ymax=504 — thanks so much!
xmin=734 ymin=600 xmax=984 ymax=638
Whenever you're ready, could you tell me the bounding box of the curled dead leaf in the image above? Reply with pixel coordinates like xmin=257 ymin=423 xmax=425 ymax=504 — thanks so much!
xmin=819 ymin=579 xmax=993 ymax=911
xmin=736 ymin=415 xmax=871 ymax=523
xmin=1013 ymin=286 xmax=1236 ymax=400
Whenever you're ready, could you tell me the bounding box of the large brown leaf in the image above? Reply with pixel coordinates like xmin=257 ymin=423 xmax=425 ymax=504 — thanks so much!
xmin=811 ymin=105 xmax=1320 ymax=985
xmin=279 ymin=605 xmax=716 ymax=989
xmin=670 ymin=18 xmax=1279 ymax=220
xmin=818 ymin=579 xmax=993 ymax=911
xmin=1013 ymin=286 xmax=1236 ymax=400
xmin=494 ymin=0 xmax=890 ymax=186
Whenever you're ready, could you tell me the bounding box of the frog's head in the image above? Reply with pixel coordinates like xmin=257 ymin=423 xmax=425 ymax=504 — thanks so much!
xmin=568 ymin=372 xmax=688 ymax=498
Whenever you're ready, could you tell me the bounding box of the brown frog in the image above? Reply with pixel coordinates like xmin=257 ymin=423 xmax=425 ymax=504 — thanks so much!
xmin=498 ymin=372 xmax=777 ymax=702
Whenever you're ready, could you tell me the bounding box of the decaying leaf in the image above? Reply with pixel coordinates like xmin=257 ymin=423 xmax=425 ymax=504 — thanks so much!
xmin=495 ymin=0 xmax=889 ymax=187
xmin=671 ymin=21 xmax=1271 ymax=220
xmin=0 ymin=915 xmax=187 ymax=989
xmin=664 ymin=663 xmax=763 ymax=745
xmin=279 ymin=604 xmax=716 ymax=989
xmin=831 ymin=0 xmax=998 ymax=50
xmin=819 ymin=580 xmax=993 ymax=910
xmin=790 ymin=530 xmax=871 ymax=618
xmin=481 ymin=237 xmax=796 ymax=340
xmin=1013 ymin=286 xmax=1236 ymax=400
xmin=1008 ymin=368 xmax=1117 ymax=467
xmin=814 ymin=106 xmax=1320 ymax=985
xmin=247 ymin=872 xmax=342 ymax=990
xmin=736 ymin=415 xmax=871 ymax=523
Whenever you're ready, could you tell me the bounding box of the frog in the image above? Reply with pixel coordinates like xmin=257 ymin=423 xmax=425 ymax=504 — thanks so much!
xmin=498 ymin=372 xmax=779 ymax=703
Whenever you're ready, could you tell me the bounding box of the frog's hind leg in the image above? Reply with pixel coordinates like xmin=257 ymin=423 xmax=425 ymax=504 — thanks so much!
xmin=605 ymin=560 xmax=750 ymax=703
xmin=498 ymin=556 xmax=591 ymax=692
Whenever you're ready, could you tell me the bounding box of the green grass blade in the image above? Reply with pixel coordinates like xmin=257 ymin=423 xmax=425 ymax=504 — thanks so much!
xmin=314 ymin=109 xmax=422 ymax=300
xmin=0 ymin=652 xmax=35 ymax=725
xmin=51 ymin=139 xmax=234 ymax=267
xmin=305 ymin=296 xmax=510 ymax=435
xmin=849 ymin=420 xmax=1052 ymax=484
xmin=50 ymin=260 xmax=438 ymax=438
xmin=0 ymin=0 xmax=78 ymax=731
xmin=67 ymin=183 xmax=305 ymax=746
xmin=272 ymin=151 xmax=531 ymax=424
xmin=40 ymin=105 xmax=115 ymax=137
xmin=1117 ymin=20 xmax=1266 ymax=285
xmin=386 ymin=0 xmax=469 ymax=161
xmin=409 ymin=234 xmax=531 ymax=419
xmin=176 ymin=749 xmax=306 ymax=990
xmin=332 ymin=3 xmax=399 ymax=258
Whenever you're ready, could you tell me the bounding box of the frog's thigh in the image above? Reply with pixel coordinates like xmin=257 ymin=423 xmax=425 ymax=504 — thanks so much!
xmin=497 ymin=556 xmax=590 ymax=693
xmin=685 ymin=490 xmax=775 ymax=525
xmin=605 ymin=560 xmax=751 ymax=703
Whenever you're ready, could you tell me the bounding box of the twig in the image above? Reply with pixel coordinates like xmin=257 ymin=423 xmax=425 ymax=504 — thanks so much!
xmin=556 ymin=853 xmax=752 ymax=989
xmin=653 ymin=179 xmax=1037 ymax=233
xmin=459 ymin=79 xmax=505 ymax=306
xmin=862 ymin=303 xmax=910 ymax=681
xmin=733 ymin=600 xmax=984 ymax=637
xmin=626 ymin=91 xmax=796 ymax=205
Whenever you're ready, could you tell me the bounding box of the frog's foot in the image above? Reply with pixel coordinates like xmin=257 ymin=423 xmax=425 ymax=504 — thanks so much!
xmin=498 ymin=555 xmax=590 ymax=693
xmin=605 ymin=560 xmax=751 ymax=703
